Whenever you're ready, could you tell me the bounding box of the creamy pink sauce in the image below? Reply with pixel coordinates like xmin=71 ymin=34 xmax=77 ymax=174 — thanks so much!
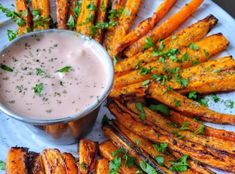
xmin=0 ymin=32 xmax=109 ymax=119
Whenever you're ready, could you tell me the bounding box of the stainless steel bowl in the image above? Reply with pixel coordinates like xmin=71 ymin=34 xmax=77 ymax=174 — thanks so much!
xmin=0 ymin=30 xmax=114 ymax=144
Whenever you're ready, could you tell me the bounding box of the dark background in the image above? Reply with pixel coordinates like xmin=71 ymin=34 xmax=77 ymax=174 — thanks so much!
xmin=213 ymin=0 xmax=235 ymax=18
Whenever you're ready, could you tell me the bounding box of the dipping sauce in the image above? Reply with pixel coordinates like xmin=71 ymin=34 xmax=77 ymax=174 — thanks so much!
xmin=0 ymin=32 xmax=110 ymax=119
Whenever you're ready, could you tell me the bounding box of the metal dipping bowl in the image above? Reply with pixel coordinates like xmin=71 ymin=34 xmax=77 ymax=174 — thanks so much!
xmin=0 ymin=30 xmax=114 ymax=144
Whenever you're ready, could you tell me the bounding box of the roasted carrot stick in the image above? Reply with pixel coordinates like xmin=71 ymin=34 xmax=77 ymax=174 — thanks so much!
xmin=93 ymin=0 xmax=109 ymax=43
xmin=30 ymin=154 xmax=45 ymax=174
xmin=76 ymin=0 xmax=99 ymax=36
xmin=115 ymin=15 xmax=218 ymax=74
xmin=109 ymin=0 xmax=142 ymax=57
xmin=124 ymin=0 xmax=204 ymax=57
xmin=56 ymin=0 xmax=69 ymax=29
xmin=126 ymin=102 xmax=235 ymax=156
xmin=108 ymin=102 xmax=235 ymax=172
xmin=63 ymin=153 xmax=78 ymax=174
xmin=32 ymin=0 xmax=50 ymax=30
xmin=114 ymin=33 xmax=229 ymax=88
xmin=16 ymin=0 xmax=32 ymax=35
xmin=113 ymin=0 xmax=177 ymax=54
xmin=103 ymin=0 xmax=126 ymax=49
xmin=169 ymin=111 xmax=235 ymax=142
xmin=79 ymin=139 xmax=98 ymax=174
xmin=99 ymin=140 xmax=141 ymax=174
xmin=6 ymin=147 xmax=28 ymax=174
xmin=148 ymin=82 xmax=235 ymax=125
xmin=96 ymin=158 xmax=109 ymax=174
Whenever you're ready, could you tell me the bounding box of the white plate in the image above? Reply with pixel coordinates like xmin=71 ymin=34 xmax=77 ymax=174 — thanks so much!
xmin=0 ymin=0 xmax=234 ymax=173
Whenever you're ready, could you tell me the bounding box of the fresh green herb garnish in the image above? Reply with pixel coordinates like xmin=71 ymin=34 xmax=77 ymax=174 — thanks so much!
xmin=32 ymin=9 xmax=50 ymax=28
xmin=33 ymin=83 xmax=44 ymax=94
xmin=210 ymin=94 xmax=220 ymax=103
xmin=149 ymin=104 xmax=170 ymax=116
xmin=225 ymin=100 xmax=234 ymax=109
xmin=7 ymin=29 xmax=17 ymax=41
xmin=56 ymin=66 xmax=72 ymax=73
xmin=153 ymin=142 xmax=168 ymax=153
xmin=142 ymin=80 xmax=150 ymax=87
xmin=155 ymin=156 xmax=164 ymax=166
xmin=143 ymin=38 xmax=155 ymax=50
xmin=124 ymin=9 xmax=131 ymax=16
xmin=175 ymin=74 xmax=189 ymax=88
xmin=0 ymin=160 xmax=6 ymax=170
xmin=139 ymin=67 xmax=153 ymax=75
xmin=187 ymin=91 xmax=198 ymax=100
xmin=74 ymin=0 xmax=82 ymax=18
xmin=169 ymin=155 xmax=189 ymax=172
xmin=139 ymin=161 xmax=157 ymax=174
xmin=174 ymin=99 xmax=181 ymax=107
xmin=198 ymin=98 xmax=209 ymax=107
xmin=212 ymin=68 xmax=221 ymax=74
xmin=87 ymin=3 xmax=97 ymax=11
xmin=189 ymin=43 xmax=199 ymax=51
xmin=151 ymin=74 xmax=168 ymax=85
xmin=172 ymin=130 xmax=185 ymax=139
xmin=109 ymin=157 xmax=121 ymax=174
xmin=180 ymin=122 xmax=190 ymax=130
xmin=203 ymin=49 xmax=209 ymax=59
xmin=180 ymin=52 xmax=190 ymax=62
xmin=112 ymin=147 xmax=125 ymax=157
xmin=135 ymin=102 xmax=146 ymax=120
xmin=194 ymin=124 xmax=205 ymax=135
xmin=67 ymin=15 xmax=75 ymax=29
xmin=112 ymin=148 xmax=135 ymax=167
xmin=113 ymin=56 xmax=118 ymax=65
xmin=36 ymin=68 xmax=45 ymax=76
xmin=0 ymin=63 xmax=13 ymax=72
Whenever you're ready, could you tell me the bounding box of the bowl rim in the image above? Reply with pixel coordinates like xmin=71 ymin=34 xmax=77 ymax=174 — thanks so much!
xmin=0 ymin=29 xmax=114 ymax=125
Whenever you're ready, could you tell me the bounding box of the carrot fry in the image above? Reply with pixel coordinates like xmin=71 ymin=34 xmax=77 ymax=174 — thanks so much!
xmin=148 ymin=82 xmax=235 ymax=125
xmin=76 ymin=0 xmax=99 ymax=36
xmin=103 ymin=0 xmax=126 ymax=48
xmin=124 ymin=0 xmax=204 ymax=57
xmin=78 ymin=139 xmax=98 ymax=174
xmin=96 ymin=158 xmax=109 ymax=174
xmin=114 ymin=0 xmax=177 ymax=54
xmin=32 ymin=0 xmax=50 ymax=30
xmin=63 ymin=153 xmax=78 ymax=174
xmin=30 ymin=154 xmax=45 ymax=174
xmin=126 ymin=101 xmax=235 ymax=156
xmin=110 ymin=56 xmax=235 ymax=98
xmin=115 ymin=15 xmax=218 ymax=74
xmin=16 ymin=0 xmax=32 ymax=35
xmin=169 ymin=111 xmax=235 ymax=142
xmin=56 ymin=0 xmax=69 ymax=29
xmin=109 ymin=0 xmax=142 ymax=57
xmin=99 ymin=140 xmax=141 ymax=174
xmin=6 ymin=147 xmax=28 ymax=174
xmin=93 ymin=0 xmax=109 ymax=43
xmin=108 ymin=102 xmax=235 ymax=172
xmin=116 ymin=122 xmax=213 ymax=174
xmin=113 ymin=33 xmax=229 ymax=88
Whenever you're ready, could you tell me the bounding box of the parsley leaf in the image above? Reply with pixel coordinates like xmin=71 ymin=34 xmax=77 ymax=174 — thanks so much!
xmin=0 ymin=160 xmax=6 ymax=170
xmin=143 ymin=38 xmax=155 ymax=50
xmin=109 ymin=157 xmax=121 ymax=174
xmin=112 ymin=147 xmax=125 ymax=157
xmin=139 ymin=161 xmax=157 ymax=174
xmin=74 ymin=0 xmax=82 ymax=18
xmin=187 ymin=91 xmax=198 ymax=100
xmin=33 ymin=83 xmax=44 ymax=94
xmin=87 ymin=3 xmax=97 ymax=11
xmin=142 ymin=80 xmax=150 ymax=87
xmin=203 ymin=49 xmax=209 ymax=59
xmin=189 ymin=43 xmax=199 ymax=51
xmin=194 ymin=124 xmax=205 ymax=135
xmin=180 ymin=122 xmax=190 ymax=130
xmin=113 ymin=56 xmax=118 ymax=65
xmin=32 ymin=9 xmax=51 ymax=28
xmin=135 ymin=103 xmax=146 ymax=120
xmin=56 ymin=66 xmax=72 ymax=73
xmin=198 ymin=98 xmax=209 ymax=107
xmin=225 ymin=100 xmax=234 ymax=109
xmin=155 ymin=156 xmax=164 ymax=166
xmin=151 ymin=74 xmax=168 ymax=85
xmin=149 ymin=104 xmax=170 ymax=116
xmin=139 ymin=67 xmax=153 ymax=75
xmin=36 ymin=68 xmax=45 ymax=76
xmin=0 ymin=63 xmax=13 ymax=72
xmin=7 ymin=29 xmax=17 ymax=41
xmin=153 ymin=142 xmax=168 ymax=153
xmin=67 ymin=15 xmax=75 ymax=29
xmin=210 ymin=94 xmax=220 ymax=103
xmin=169 ymin=155 xmax=189 ymax=172
xmin=174 ymin=99 xmax=181 ymax=107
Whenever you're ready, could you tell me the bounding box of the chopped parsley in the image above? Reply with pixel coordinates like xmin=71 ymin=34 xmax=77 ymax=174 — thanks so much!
xmin=87 ymin=3 xmax=97 ymax=11
xmin=153 ymin=142 xmax=168 ymax=153
xmin=7 ymin=29 xmax=17 ymax=41
xmin=189 ymin=43 xmax=199 ymax=51
xmin=203 ymin=49 xmax=209 ymax=59
xmin=187 ymin=91 xmax=198 ymax=100
xmin=0 ymin=160 xmax=5 ymax=170
xmin=109 ymin=157 xmax=121 ymax=174
xmin=67 ymin=15 xmax=75 ymax=30
xmin=143 ymin=38 xmax=155 ymax=50
xmin=198 ymin=98 xmax=209 ymax=107
xmin=155 ymin=156 xmax=164 ymax=166
xmin=225 ymin=100 xmax=234 ymax=109
xmin=74 ymin=0 xmax=82 ymax=18
xmin=113 ymin=56 xmax=118 ymax=65
xmin=56 ymin=66 xmax=72 ymax=73
xmin=174 ymin=99 xmax=181 ymax=107
xmin=194 ymin=124 xmax=205 ymax=135
xmin=32 ymin=9 xmax=51 ymax=28
xmin=180 ymin=122 xmax=190 ymax=130
xmin=149 ymin=104 xmax=170 ymax=116
xmin=139 ymin=67 xmax=153 ymax=75
xmin=33 ymin=83 xmax=44 ymax=94
xmin=169 ymin=155 xmax=189 ymax=172
xmin=135 ymin=102 xmax=146 ymax=120
xmin=142 ymin=80 xmax=150 ymax=87
xmin=139 ymin=161 xmax=157 ymax=174
xmin=112 ymin=148 xmax=135 ymax=167
xmin=0 ymin=63 xmax=13 ymax=72
xmin=172 ymin=130 xmax=185 ymax=139
xmin=36 ymin=68 xmax=45 ymax=76
xmin=151 ymin=74 xmax=168 ymax=85
xmin=210 ymin=94 xmax=220 ymax=103
xmin=212 ymin=68 xmax=221 ymax=74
